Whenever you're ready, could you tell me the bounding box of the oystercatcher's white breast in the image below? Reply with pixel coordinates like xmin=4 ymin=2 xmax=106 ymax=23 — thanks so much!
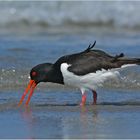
xmin=60 ymin=63 xmax=120 ymax=90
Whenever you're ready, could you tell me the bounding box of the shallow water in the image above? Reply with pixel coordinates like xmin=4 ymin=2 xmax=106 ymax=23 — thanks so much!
xmin=0 ymin=89 xmax=140 ymax=138
xmin=1 ymin=103 xmax=140 ymax=139
xmin=0 ymin=2 xmax=140 ymax=138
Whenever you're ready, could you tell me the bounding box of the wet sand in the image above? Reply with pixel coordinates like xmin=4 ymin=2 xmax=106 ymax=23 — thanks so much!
xmin=0 ymin=89 xmax=140 ymax=139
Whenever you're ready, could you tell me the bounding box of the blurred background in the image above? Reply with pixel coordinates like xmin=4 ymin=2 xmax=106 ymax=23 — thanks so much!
xmin=1 ymin=1 xmax=140 ymax=33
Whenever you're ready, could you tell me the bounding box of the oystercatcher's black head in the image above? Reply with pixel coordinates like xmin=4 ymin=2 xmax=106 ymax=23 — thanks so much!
xmin=18 ymin=63 xmax=54 ymax=106
xmin=30 ymin=63 xmax=53 ymax=84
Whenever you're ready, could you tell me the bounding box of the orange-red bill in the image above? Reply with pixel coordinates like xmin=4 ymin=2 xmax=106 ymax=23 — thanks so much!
xmin=25 ymin=82 xmax=36 ymax=106
xmin=18 ymin=80 xmax=37 ymax=106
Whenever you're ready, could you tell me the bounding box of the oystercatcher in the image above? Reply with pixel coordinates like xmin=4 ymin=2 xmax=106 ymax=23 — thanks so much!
xmin=18 ymin=41 xmax=140 ymax=106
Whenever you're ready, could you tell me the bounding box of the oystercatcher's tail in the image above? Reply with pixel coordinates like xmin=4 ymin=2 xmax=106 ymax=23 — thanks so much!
xmin=115 ymin=57 xmax=140 ymax=67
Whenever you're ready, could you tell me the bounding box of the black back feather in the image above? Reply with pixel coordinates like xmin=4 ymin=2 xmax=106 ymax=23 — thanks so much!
xmin=112 ymin=53 xmax=124 ymax=62
xmin=84 ymin=41 xmax=96 ymax=52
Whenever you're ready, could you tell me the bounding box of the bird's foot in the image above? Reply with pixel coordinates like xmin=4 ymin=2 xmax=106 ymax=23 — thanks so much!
xmin=80 ymin=95 xmax=86 ymax=106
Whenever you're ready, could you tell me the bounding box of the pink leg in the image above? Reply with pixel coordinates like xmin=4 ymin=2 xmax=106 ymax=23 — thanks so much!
xmin=80 ymin=94 xmax=86 ymax=106
xmin=92 ymin=90 xmax=97 ymax=105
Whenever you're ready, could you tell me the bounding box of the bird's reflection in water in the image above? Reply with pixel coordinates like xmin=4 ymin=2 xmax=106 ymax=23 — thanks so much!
xmin=80 ymin=105 xmax=98 ymax=123
xmin=79 ymin=105 xmax=99 ymax=138
xmin=92 ymin=106 xmax=98 ymax=123
xmin=20 ymin=106 xmax=34 ymax=139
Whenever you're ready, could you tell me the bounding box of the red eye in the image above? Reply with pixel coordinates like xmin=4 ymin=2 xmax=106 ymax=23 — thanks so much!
xmin=32 ymin=71 xmax=37 ymax=77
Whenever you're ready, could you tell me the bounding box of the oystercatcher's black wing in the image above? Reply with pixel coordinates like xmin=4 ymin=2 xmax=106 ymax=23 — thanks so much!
xmin=54 ymin=46 xmax=124 ymax=76
xmin=67 ymin=50 xmax=122 ymax=75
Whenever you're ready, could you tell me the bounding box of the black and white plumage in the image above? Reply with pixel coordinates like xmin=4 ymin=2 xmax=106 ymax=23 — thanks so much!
xmin=19 ymin=41 xmax=140 ymax=106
